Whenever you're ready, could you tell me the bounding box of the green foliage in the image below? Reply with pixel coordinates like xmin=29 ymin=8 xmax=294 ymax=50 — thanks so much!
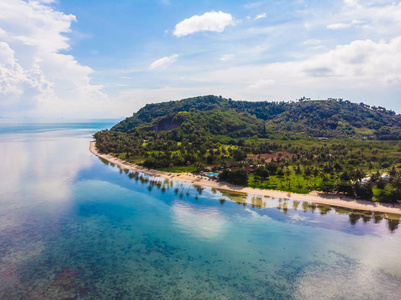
xmin=340 ymin=171 xmax=351 ymax=181
xmin=354 ymin=183 xmax=373 ymax=200
xmin=319 ymin=182 xmax=336 ymax=193
xmin=219 ymin=169 xmax=248 ymax=185
xmin=254 ymin=167 xmax=269 ymax=179
xmin=337 ymin=182 xmax=355 ymax=197
xmin=94 ymin=95 xmax=401 ymax=203
xmin=109 ymin=95 xmax=401 ymax=141
xmin=266 ymin=162 xmax=278 ymax=175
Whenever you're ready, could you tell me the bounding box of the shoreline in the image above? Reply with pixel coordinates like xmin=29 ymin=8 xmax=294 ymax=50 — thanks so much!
xmin=89 ymin=141 xmax=401 ymax=215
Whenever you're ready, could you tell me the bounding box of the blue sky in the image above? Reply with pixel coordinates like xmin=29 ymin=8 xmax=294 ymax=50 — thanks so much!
xmin=0 ymin=0 xmax=401 ymax=118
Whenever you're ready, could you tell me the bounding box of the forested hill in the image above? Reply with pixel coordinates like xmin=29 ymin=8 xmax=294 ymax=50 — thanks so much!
xmin=110 ymin=95 xmax=401 ymax=140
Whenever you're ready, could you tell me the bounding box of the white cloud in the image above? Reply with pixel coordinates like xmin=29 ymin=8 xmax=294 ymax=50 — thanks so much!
xmin=173 ymin=11 xmax=234 ymax=37
xmin=0 ymin=42 xmax=35 ymax=96
xmin=248 ymin=79 xmax=275 ymax=89
xmin=302 ymin=39 xmax=325 ymax=51
xmin=327 ymin=23 xmax=351 ymax=30
xmin=327 ymin=19 xmax=361 ymax=30
xmin=326 ymin=1 xmax=401 ymax=37
xmin=114 ymin=0 xmax=401 ymax=113
xmin=112 ymin=32 xmax=401 ymax=113
xmin=244 ymin=2 xmax=264 ymax=9
xmin=301 ymin=37 xmax=401 ymax=83
xmin=149 ymin=54 xmax=178 ymax=70
xmin=344 ymin=0 xmax=359 ymax=7
xmin=184 ymin=35 xmax=401 ymax=102
xmin=0 ymin=0 xmax=107 ymax=118
xmin=220 ymin=54 xmax=234 ymax=61
xmin=307 ymin=45 xmax=326 ymax=51
xmin=255 ymin=13 xmax=266 ymax=20
xmin=303 ymin=39 xmax=322 ymax=46
xmin=111 ymin=0 xmax=401 ymax=115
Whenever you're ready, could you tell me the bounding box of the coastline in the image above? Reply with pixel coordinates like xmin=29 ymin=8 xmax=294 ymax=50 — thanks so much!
xmin=89 ymin=141 xmax=401 ymax=215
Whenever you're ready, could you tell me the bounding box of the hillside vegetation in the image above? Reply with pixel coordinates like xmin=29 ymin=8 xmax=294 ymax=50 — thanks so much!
xmin=94 ymin=95 xmax=401 ymax=202
xmin=111 ymin=95 xmax=401 ymax=140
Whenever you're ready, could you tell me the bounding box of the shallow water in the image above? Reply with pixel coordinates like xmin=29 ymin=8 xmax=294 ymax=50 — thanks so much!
xmin=0 ymin=123 xmax=400 ymax=299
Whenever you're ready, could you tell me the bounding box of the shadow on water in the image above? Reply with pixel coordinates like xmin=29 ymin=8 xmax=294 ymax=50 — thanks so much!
xmin=104 ymin=157 xmax=401 ymax=234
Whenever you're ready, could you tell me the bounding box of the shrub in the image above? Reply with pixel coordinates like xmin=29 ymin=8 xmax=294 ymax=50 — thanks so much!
xmin=218 ymin=169 xmax=248 ymax=185
xmin=381 ymin=162 xmax=391 ymax=168
xmin=354 ymin=183 xmax=373 ymax=200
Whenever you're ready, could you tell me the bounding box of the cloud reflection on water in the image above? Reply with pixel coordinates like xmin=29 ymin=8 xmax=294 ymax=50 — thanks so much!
xmin=171 ymin=200 xmax=227 ymax=240
xmin=0 ymin=131 xmax=94 ymax=232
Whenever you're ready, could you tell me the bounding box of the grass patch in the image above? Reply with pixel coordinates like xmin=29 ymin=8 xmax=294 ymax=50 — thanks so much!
xmin=156 ymin=166 xmax=197 ymax=173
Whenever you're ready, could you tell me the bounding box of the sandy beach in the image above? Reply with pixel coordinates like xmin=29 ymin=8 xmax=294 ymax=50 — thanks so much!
xmin=90 ymin=141 xmax=401 ymax=215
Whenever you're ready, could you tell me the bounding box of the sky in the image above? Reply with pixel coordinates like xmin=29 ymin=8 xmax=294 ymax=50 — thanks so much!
xmin=0 ymin=0 xmax=401 ymax=119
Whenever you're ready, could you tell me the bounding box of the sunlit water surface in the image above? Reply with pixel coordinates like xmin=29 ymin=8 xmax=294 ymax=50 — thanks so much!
xmin=0 ymin=123 xmax=400 ymax=299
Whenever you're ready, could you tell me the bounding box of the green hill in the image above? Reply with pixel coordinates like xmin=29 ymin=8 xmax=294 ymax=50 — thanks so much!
xmin=94 ymin=95 xmax=401 ymax=202
xmin=110 ymin=95 xmax=401 ymax=141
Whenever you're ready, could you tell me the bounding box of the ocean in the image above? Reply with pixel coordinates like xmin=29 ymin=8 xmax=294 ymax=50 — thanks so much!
xmin=0 ymin=122 xmax=400 ymax=299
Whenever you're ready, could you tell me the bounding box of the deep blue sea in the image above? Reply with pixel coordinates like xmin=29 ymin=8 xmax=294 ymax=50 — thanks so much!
xmin=0 ymin=122 xmax=400 ymax=299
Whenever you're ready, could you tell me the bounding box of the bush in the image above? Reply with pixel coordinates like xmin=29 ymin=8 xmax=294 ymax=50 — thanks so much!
xmin=354 ymin=183 xmax=373 ymax=200
xmin=229 ymin=169 xmax=249 ymax=185
xmin=340 ymin=171 xmax=351 ymax=181
xmin=348 ymin=159 xmax=359 ymax=165
xmin=319 ymin=182 xmax=335 ymax=193
xmin=266 ymin=162 xmax=278 ymax=175
xmin=143 ymin=158 xmax=157 ymax=168
xmin=254 ymin=167 xmax=269 ymax=179
xmin=381 ymin=162 xmax=391 ymax=168
xmin=143 ymin=158 xmax=170 ymax=168
xmin=218 ymin=169 xmax=248 ymax=185
xmin=233 ymin=150 xmax=247 ymax=161
xmin=388 ymin=189 xmax=401 ymax=203
xmin=336 ymin=182 xmax=354 ymax=197
xmin=218 ymin=169 xmax=230 ymax=181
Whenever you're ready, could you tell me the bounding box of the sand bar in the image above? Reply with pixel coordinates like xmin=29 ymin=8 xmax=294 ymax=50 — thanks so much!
xmin=90 ymin=141 xmax=401 ymax=215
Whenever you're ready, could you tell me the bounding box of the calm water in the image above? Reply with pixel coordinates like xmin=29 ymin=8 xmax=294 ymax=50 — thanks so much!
xmin=0 ymin=123 xmax=400 ymax=299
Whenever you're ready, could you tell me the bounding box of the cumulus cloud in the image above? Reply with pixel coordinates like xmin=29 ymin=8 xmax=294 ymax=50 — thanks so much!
xmin=0 ymin=0 xmax=107 ymax=117
xmin=115 ymin=0 xmax=401 ymax=113
xmin=173 ymin=11 xmax=234 ymax=37
xmin=301 ymin=36 xmax=401 ymax=84
xmin=149 ymin=54 xmax=178 ymax=70
xmin=0 ymin=42 xmax=36 ymax=96
xmin=113 ymin=0 xmax=401 ymax=114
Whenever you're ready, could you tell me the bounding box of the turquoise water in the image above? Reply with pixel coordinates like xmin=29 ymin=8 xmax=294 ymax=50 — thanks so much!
xmin=204 ymin=172 xmax=219 ymax=177
xmin=0 ymin=123 xmax=400 ymax=299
